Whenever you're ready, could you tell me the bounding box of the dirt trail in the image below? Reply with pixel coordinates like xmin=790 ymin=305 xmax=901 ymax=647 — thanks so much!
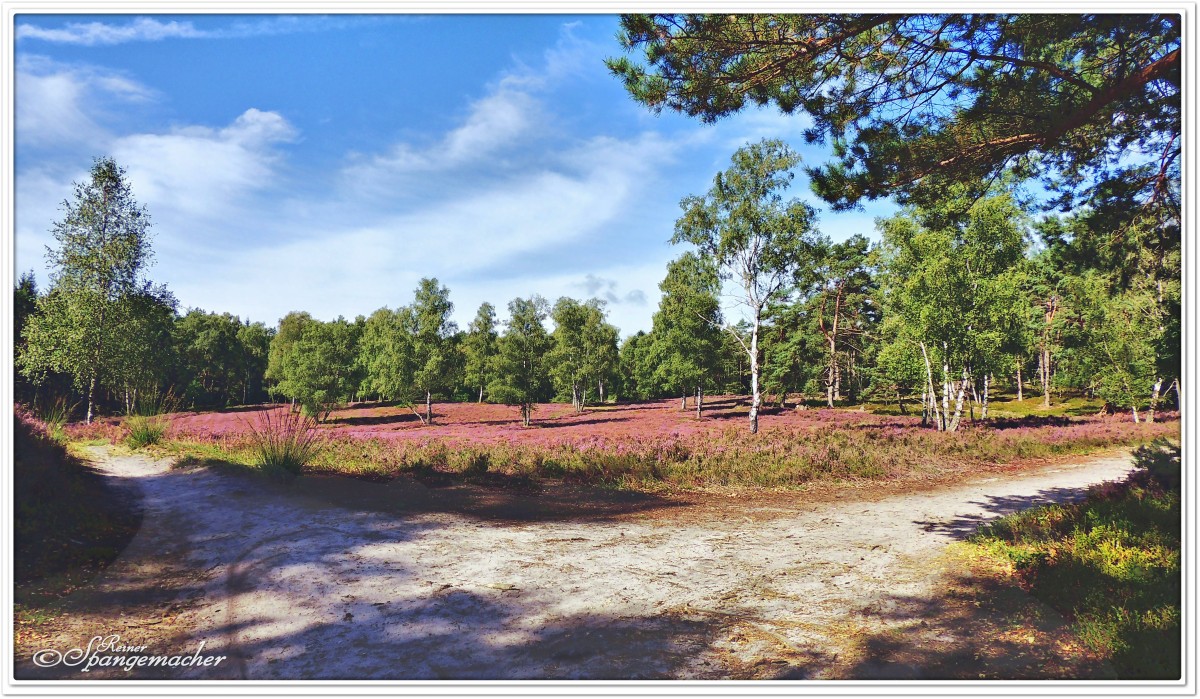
xmin=16 ymin=449 xmax=1136 ymax=680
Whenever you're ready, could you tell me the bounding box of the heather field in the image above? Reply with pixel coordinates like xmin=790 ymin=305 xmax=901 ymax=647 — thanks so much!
xmin=71 ymin=398 xmax=1181 ymax=491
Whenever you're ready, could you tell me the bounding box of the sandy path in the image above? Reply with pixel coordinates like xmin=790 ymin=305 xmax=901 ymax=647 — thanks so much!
xmin=22 ymin=449 xmax=1136 ymax=680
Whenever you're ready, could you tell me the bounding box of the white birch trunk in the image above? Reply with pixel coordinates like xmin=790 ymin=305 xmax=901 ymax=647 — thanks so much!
xmin=948 ymin=367 xmax=968 ymax=432
xmin=982 ymin=373 xmax=990 ymax=420
xmin=749 ymin=322 xmax=761 ymax=434
xmin=942 ymin=344 xmax=951 ymax=432
xmin=920 ymin=342 xmax=939 ymax=430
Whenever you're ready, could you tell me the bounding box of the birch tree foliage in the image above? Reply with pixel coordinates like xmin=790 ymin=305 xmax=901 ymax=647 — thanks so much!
xmin=463 ymin=302 xmax=499 ymax=403
xmin=673 ymin=138 xmax=821 ymax=434
xmin=489 ymin=296 xmax=553 ymax=427
xmin=608 ymin=14 xmax=1180 ymax=223
xmin=18 ymin=157 xmax=156 ymax=423
xmin=647 ymin=252 xmax=723 ymax=413
xmin=876 ymin=194 xmax=1028 ymax=430
xmin=357 ymin=306 xmax=414 ymax=402
xmin=267 ymin=313 xmax=361 ymax=420
xmin=410 ymin=278 xmax=459 ymax=424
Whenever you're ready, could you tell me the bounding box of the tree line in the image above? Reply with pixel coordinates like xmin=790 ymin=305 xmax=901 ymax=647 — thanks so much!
xmin=15 ymin=147 xmax=1179 ymax=432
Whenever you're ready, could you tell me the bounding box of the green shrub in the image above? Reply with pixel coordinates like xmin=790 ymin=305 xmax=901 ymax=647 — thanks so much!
xmin=125 ymin=414 xmax=169 ymax=448
xmin=969 ymin=442 xmax=1181 ymax=679
xmin=245 ymin=407 xmax=323 ymax=477
xmin=1133 ymin=438 xmax=1181 ymax=490
xmin=123 ymin=391 xmax=178 ymax=449
xmin=36 ymin=397 xmax=75 ymax=444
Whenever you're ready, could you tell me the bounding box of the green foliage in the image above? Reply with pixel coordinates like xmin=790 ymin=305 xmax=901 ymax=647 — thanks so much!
xmin=409 ymin=278 xmax=460 ymax=421
xmin=18 ymin=157 xmax=161 ymax=423
xmin=244 ymin=407 xmax=323 ymax=477
xmin=488 ymin=296 xmax=553 ymax=426
xmin=266 ymin=313 xmax=361 ymax=421
xmin=609 ymin=14 xmax=1180 ymax=224
xmin=548 ymin=297 xmax=620 ymax=411
xmin=875 ymin=194 xmax=1031 ymax=428
xmin=647 ymin=252 xmax=723 ymax=405
xmin=674 ymin=138 xmax=821 ymax=432
xmin=173 ymin=310 xmax=273 ymax=408
xmin=970 ymin=442 xmax=1181 ymax=678
xmin=357 ymin=306 xmax=414 ymax=402
xmin=462 ymin=302 xmax=499 ymax=402
xmin=617 ymin=331 xmax=656 ymax=401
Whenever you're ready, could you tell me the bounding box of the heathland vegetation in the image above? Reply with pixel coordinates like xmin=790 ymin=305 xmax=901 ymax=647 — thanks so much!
xmin=12 ymin=13 xmax=1181 ymax=678
xmin=12 ymin=14 xmax=1179 ymax=461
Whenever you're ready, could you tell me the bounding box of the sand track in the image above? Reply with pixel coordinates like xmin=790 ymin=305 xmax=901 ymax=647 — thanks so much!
xmin=15 ymin=448 xmax=1137 ymax=680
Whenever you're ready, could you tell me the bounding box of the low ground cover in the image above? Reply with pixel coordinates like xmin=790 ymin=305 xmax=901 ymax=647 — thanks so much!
xmin=71 ymin=397 xmax=1180 ymax=491
xmin=13 ymin=407 xmax=142 ymax=638
xmin=967 ymin=440 xmax=1181 ymax=679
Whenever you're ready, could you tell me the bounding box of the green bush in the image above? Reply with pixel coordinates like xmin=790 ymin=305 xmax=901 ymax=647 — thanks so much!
xmin=123 ymin=391 xmax=177 ymax=449
xmin=125 ymin=414 xmax=168 ymax=448
xmin=969 ymin=441 xmax=1181 ymax=679
xmin=245 ymin=407 xmax=323 ymax=477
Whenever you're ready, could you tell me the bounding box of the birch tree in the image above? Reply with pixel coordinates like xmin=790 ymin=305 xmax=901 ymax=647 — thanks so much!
xmin=877 ymin=195 xmax=1027 ymax=431
xmin=673 ymin=139 xmax=820 ymax=433
xmin=463 ymin=302 xmax=499 ymax=403
xmin=18 ymin=157 xmax=156 ymax=423
xmin=410 ymin=278 xmax=458 ymax=425
xmin=489 ymin=296 xmax=553 ymax=427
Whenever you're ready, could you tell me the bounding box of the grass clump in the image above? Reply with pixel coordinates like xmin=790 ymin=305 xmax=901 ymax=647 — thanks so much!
xmin=244 ymin=407 xmax=323 ymax=477
xmin=35 ymin=397 xmax=76 ymax=444
xmin=124 ymin=391 xmax=178 ymax=449
xmin=968 ymin=440 xmax=1180 ymax=679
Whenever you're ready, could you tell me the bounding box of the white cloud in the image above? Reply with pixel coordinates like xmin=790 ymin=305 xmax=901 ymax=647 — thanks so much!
xmin=343 ymin=88 xmax=539 ymax=188
xmin=16 ymin=56 xmax=154 ymax=148
xmin=15 ymin=15 xmax=376 ymax=46
xmin=111 ymin=108 xmax=297 ymax=220
xmin=17 ymin=17 xmax=204 ymax=45
xmin=340 ymin=22 xmax=598 ymax=192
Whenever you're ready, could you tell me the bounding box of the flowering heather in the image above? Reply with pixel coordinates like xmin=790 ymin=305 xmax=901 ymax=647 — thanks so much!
xmin=138 ymin=398 xmax=1181 ymax=490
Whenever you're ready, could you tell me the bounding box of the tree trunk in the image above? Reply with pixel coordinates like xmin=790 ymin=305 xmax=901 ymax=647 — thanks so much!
xmin=1016 ymin=361 xmax=1023 ymax=402
xmin=948 ymin=367 xmax=968 ymax=432
xmin=599 ymin=379 xmax=605 ymax=405
xmin=681 ymin=391 xmax=687 ymax=411
xmin=942 ymin=344 xmax=951 ymax=432
xmin=478 ymin=385 xmax=484 ymax=403
xmin=1149 ymin=378 xmax=1163 ymax=423
xmin=919 ymin=342 xmax=939 ymax=430
xmin=826 ymin=335 xmax=837 ymax=408
xmin=920 ymin=388 xmax=928 ymax=426
xmin=833 ymin=360 xmax=841 ymax=402
xmin=749 ymin=322 xmax=761 ymax=434
xmin=1132 ymin=404 xmax=1140 ymax=423
xmin=696 ymin=385 xmax=703 ymax=419
xmin=981 ymin=373 xmax=990 ymax=420
xmin=85 ymin=374 xmax=97 ymax=424
xmin=1042 ymin=345 xmax=1052 ymax=408
xmin=425 ymin=390 xmax=432 ymax=425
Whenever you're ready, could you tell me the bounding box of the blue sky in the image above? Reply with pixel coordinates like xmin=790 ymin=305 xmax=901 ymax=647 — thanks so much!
xmin=14 ymin=13 xmax=898 ymax=336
